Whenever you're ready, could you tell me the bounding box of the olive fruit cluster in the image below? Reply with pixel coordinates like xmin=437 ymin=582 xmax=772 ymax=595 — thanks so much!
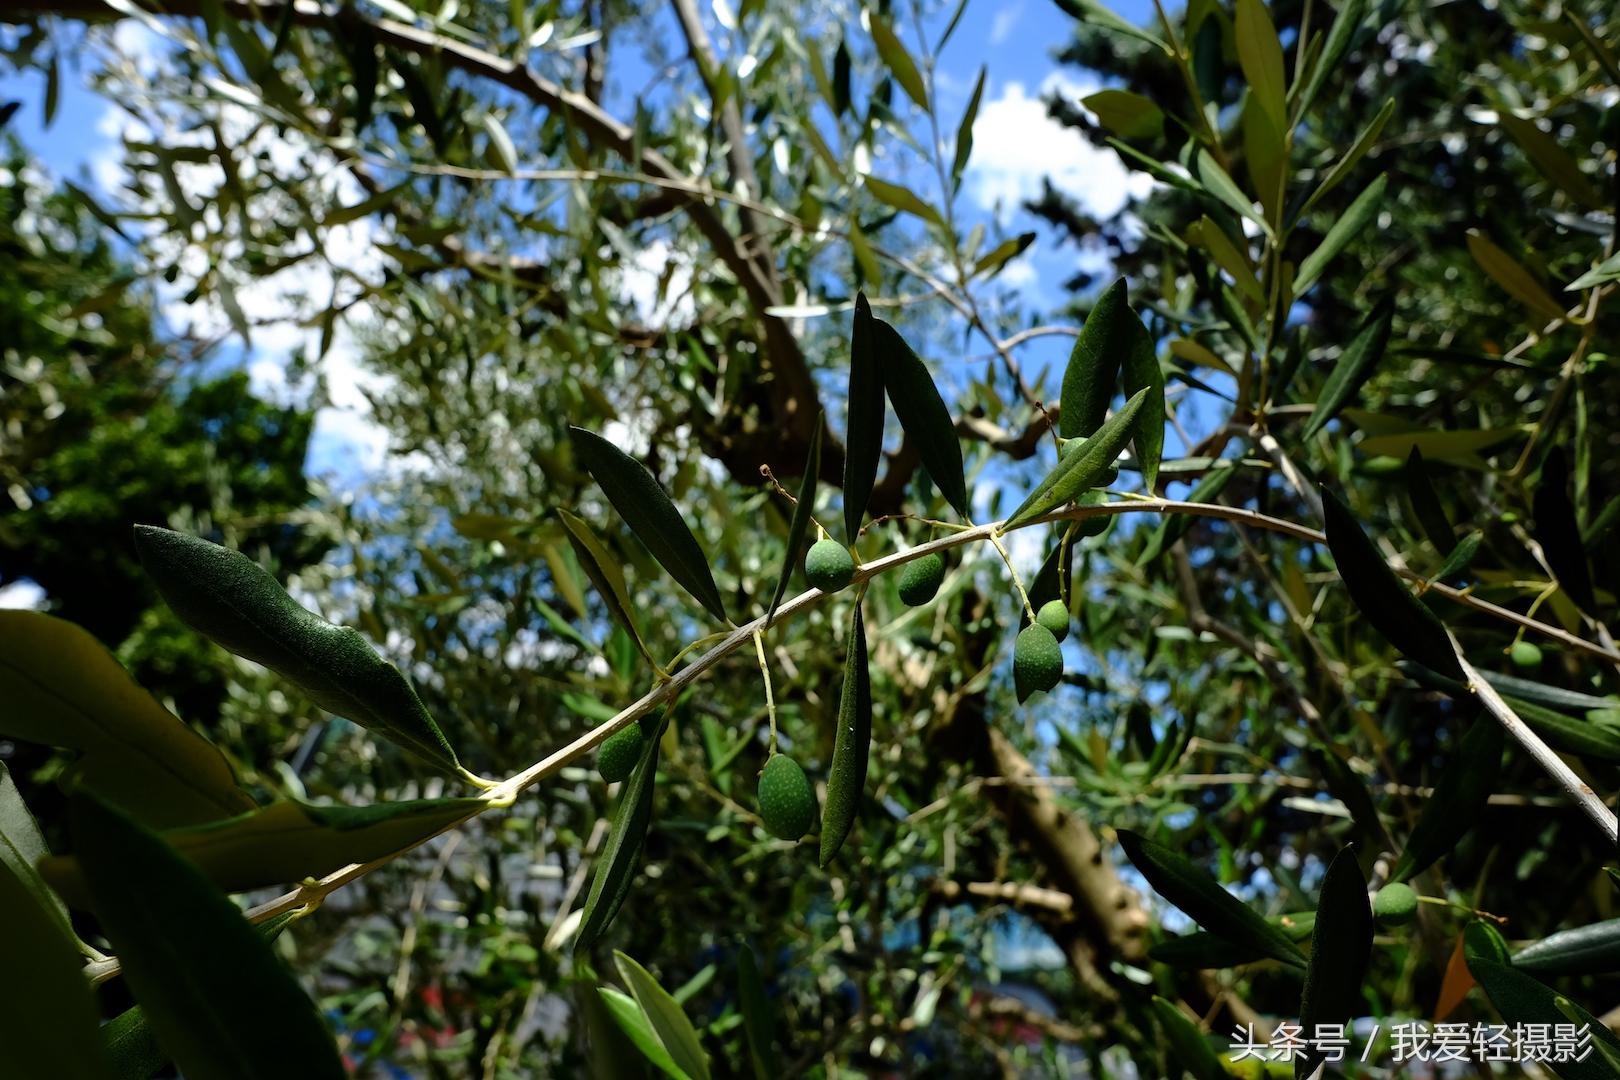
xmin=597 ymin=719 xmax=650 ymax=783
xmin=1014 ymin=601 xmax=1070 ymax=702
xmin=1372 ymin=882 xmax=1418 ymax=927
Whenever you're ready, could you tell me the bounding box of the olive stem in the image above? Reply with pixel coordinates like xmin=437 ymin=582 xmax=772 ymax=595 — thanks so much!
xmin=754 ymin=629 xmax=778 ymax=754
xmin=986 ymin=531 xmax=1038 ymax=623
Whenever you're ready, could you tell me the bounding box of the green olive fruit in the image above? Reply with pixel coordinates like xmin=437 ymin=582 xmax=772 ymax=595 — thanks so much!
xmin=1036 ymin=599 xmax=1070 ymax=642
xmin=897 ymin=552 xmax=946 ymax=606
xmin=1510 ymin=640 xmax=1543 ymax=669
xmin=757 ymin=755 xmax=816 ymax=841
xmin=597 ymin=722 xmax=646 ymax=783
xmin=804 ymin=539 xmax=856 ymax=593
xmin=1372 ymin=882 xmax=1419 ymax=927
xmin=1013 ymin=623 xmax=1063 ymax=703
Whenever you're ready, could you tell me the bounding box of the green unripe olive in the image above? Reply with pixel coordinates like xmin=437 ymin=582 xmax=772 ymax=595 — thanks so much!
xmin=1372 ymin=882 xmax=1419 ymax=927
xmin=757 ymin=755 xmax=816 ymax=841
xmin=1036 ymin=599 xmax=1070 ymax=642
xmin=897 ymin=552 xmax=946 ymax=606
xmin=804 ymin=539 xmax=856 ymax=593
xmin=1013 ymin=623 xmax=1063 ymax=702
xmin=597 ymin=722 xmax=645 ymax=783
xmin=1510 ymin=640 xmax=1543 ymax=669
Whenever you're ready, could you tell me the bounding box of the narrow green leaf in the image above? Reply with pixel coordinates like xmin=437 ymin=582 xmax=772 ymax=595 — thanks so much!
xmin=1533 ymin=448 xmax=1595 ymax=612
xmin=1568 ymin=250 xmax=1620 ymax=292
xmin=1430 ymin=531 xmax=1483 ymax=584
xmin=1060 ymin=278 xmax=1131 ymax=438
xmin=972 ymin=231 xmax=1035 ymax=278
xmin=1466 ymin=959 xmax=1620 ymax=1080
xmin=862 ymin=175 xmax=944 ymax=228
xmin=1192 ymin=216 xmax=1264 ymax=303
xmin=868 ymin=15 xmax=927 ymax=109
xmin=1136 ymin=465 xmax=1237 ymax=565
xmin=1481 ymin=672 xmax=1616 ymax=714
xmin=558 ymin=508 xmax=657 ymax=666
xmin=1195 ymin=150 xmax=1268 ymax=235
xmin=598 ymin=987 xmax=685 ymax=1079
xmin=1498 ymin=111 xmax=1605 ymax=210
xmin=481 ymin=113 xmax=519 ymax=174
xmin=1467 ymin=230 xmax=1567 ymax=321
xmin=876 ymin=316 xmax=968 ymax=518
xmin=577 ymin=715 xmax=666 ymax=950
xmin=615 ymin=953 xmax=713 ymax=1080
xmin=1003 ymin=388 xmax=1148 ymax=532
xmin=1404 ymin=446 xmax=1456 ymax=553
xmin=768 ymin=417 xmax=822 ymax=623
xmin=1294 ymin=0 xmax=1365 ymax=118
xmin=102 ymin=1007 xmax=166 ymax=1080
xmin=1404 ymin=665 xmax=1620 ymax=764
xmin=69 ymin=795 xmax=345 ymax=1080
xmin=1297 ymin=846 xmax=1372 ymax=1076
xmin=43 ymin=798 xmax=479 ymax=908
xmin=571 ymin=427 xmax=728 ymax=623
xmin=0 ymin=859 xmax=107 ymax=1080
xmin=1050 ymin=0 xmax=1169 ymax=51
xmin=1235 ymin=0 xmax=1287 ymax=130
xmin=820 ymin=605 xmax=871 ymax=867
xmin=1294 ymin=174 xmax=1387 ymax=295
xmin=1083 ymin=89 xmax=1165 ymax=139
xmin=0 ymin=761 xmax=77 ymax=947
xmin=951 ymin=66 xmax=986 ymax=188
xmin=1299 ymin=296 xmax=1393 ymax=439
xmin=134 ymin=527 xmax=459 ymax=771
xmin=1151 ymin=997 xmax=1225 ymax=1080
xmin=1514 ymin=919 xmax=1620 ymax=977
xmin=1118 ymin=829 xmax=1307 ymax=968
xmin=738 ymin=945 xmax=776 ymax=1080
xmin=1321 ymin=488 xmax=1463 ymax=679
xmin=1391 ymin=716 xmax=1502 ymax=881
xmin=844 ymin=294 xmax=886 ymax=543
xmin=1121 ymin=308 xmax=1165 ymax=491
xmin=1149 ymin=913 xmax=1318 ymax=968
xmin=1301 ymin=97 xmax=1394 ymax=214
xmin=0 ymin=611 xmax=255 ymax=828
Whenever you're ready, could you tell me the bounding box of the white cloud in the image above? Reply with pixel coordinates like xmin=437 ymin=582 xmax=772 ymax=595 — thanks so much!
xmin=966 ymin=74 xmax=1155 ymax=223
xmin=989 ymin=2 xmax=1024 ymax=45
xmin=619 ymin=239 xmax=695 ymax=327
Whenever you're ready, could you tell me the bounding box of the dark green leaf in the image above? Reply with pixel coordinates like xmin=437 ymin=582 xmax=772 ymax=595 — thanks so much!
xmin=102 ymin=1007 xmax=166 ymax=1080
xmin=1480 ymin=672 xmax=1616 ymax=714
xmin=1392 ymin=715 xmax=1502 ymax=881
xmin=615 ymin=952 xmax=712 ymax=1080
xmin=0 ymin=611 xmax=255 ymax=828
xmin=577 ymin=715 xmax=667 ymax=950
xmin=1120 ymin=306 xmax=1165 ymax=490
xmin=0 ymin=859 xmax=107 ymax=1080
xmin=1321 ymin=489 xmax=1463 ymax=679
xmin=1235 ymin=0 xmax=1286 ymax=131
xmin=1083 ymin=89 xmax=1165 ymax=138
xmin=1300 ymin=297 xmax=1394 ymax=439
xmin=69 ymin=795 xmax=345 ymax=1080
xmin=1533 ymin=448 xmax=1595 ymax=613
xmin=571 ymin=427 xmax=728 ymax=623
xmin=1119 ymin=829 xmax=1307 ymax=968
xmin=951 ymin=67 xmax=986 ymax=188
xmin=1300 ymin=95 xmax=1393 ymax=213
xmin=1050 ymin=0 xmax=1169 ymax=50
xmin=1295 ymin=175 xmax=1388 ymax=295
xmin=1297 ymin=847 xmax=1372 ymax=1076
xmin=1431 ymin=530 xmax=1483 ymax=584
xmin=868 ymin=15 xmax=927 ymax=109
xmin=599 ymin=987 xmax=686 ymax=1079
xmin=134 ymin=526 xmax=459 ymax=771
xmin=738 ymin=945 xmax=775 ymax=1080
xmin=1003 ymin=388 xmax=1148 ymax=532
xmin=820 ymin=605 xmax=871 ymax=867
xmin=768 ymin=416 xmax=822 ymax=623
xmin=558 ymin=508 xmax=657 ymax=667
xmin=0 ymin=761 xmax=77 ymax=946
xmin=844 ymin=294 xmax=886 ymax=543
xmin=1466 ymin=959 xmax=1620 ymax=1080
xmin=1514 ymin=918 xmax=1620 ymax=977
xmin=1404 ymin=446 xmax=1456 ymax=552
xmin=1151 ymin=997 xmax=1225 ymax=1080
xmin=43 ymin=798 xmax=479 ymax=908
xmin=876 ymin=316 xmax=968 ymax=518
xmin=1060 ymin=278 xmax=1131 ymax=439
xmin=1404 ymin=665 xmax=1620 ymax=764
xmin=1294 ymin=0 xmax=1365 ymax=118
